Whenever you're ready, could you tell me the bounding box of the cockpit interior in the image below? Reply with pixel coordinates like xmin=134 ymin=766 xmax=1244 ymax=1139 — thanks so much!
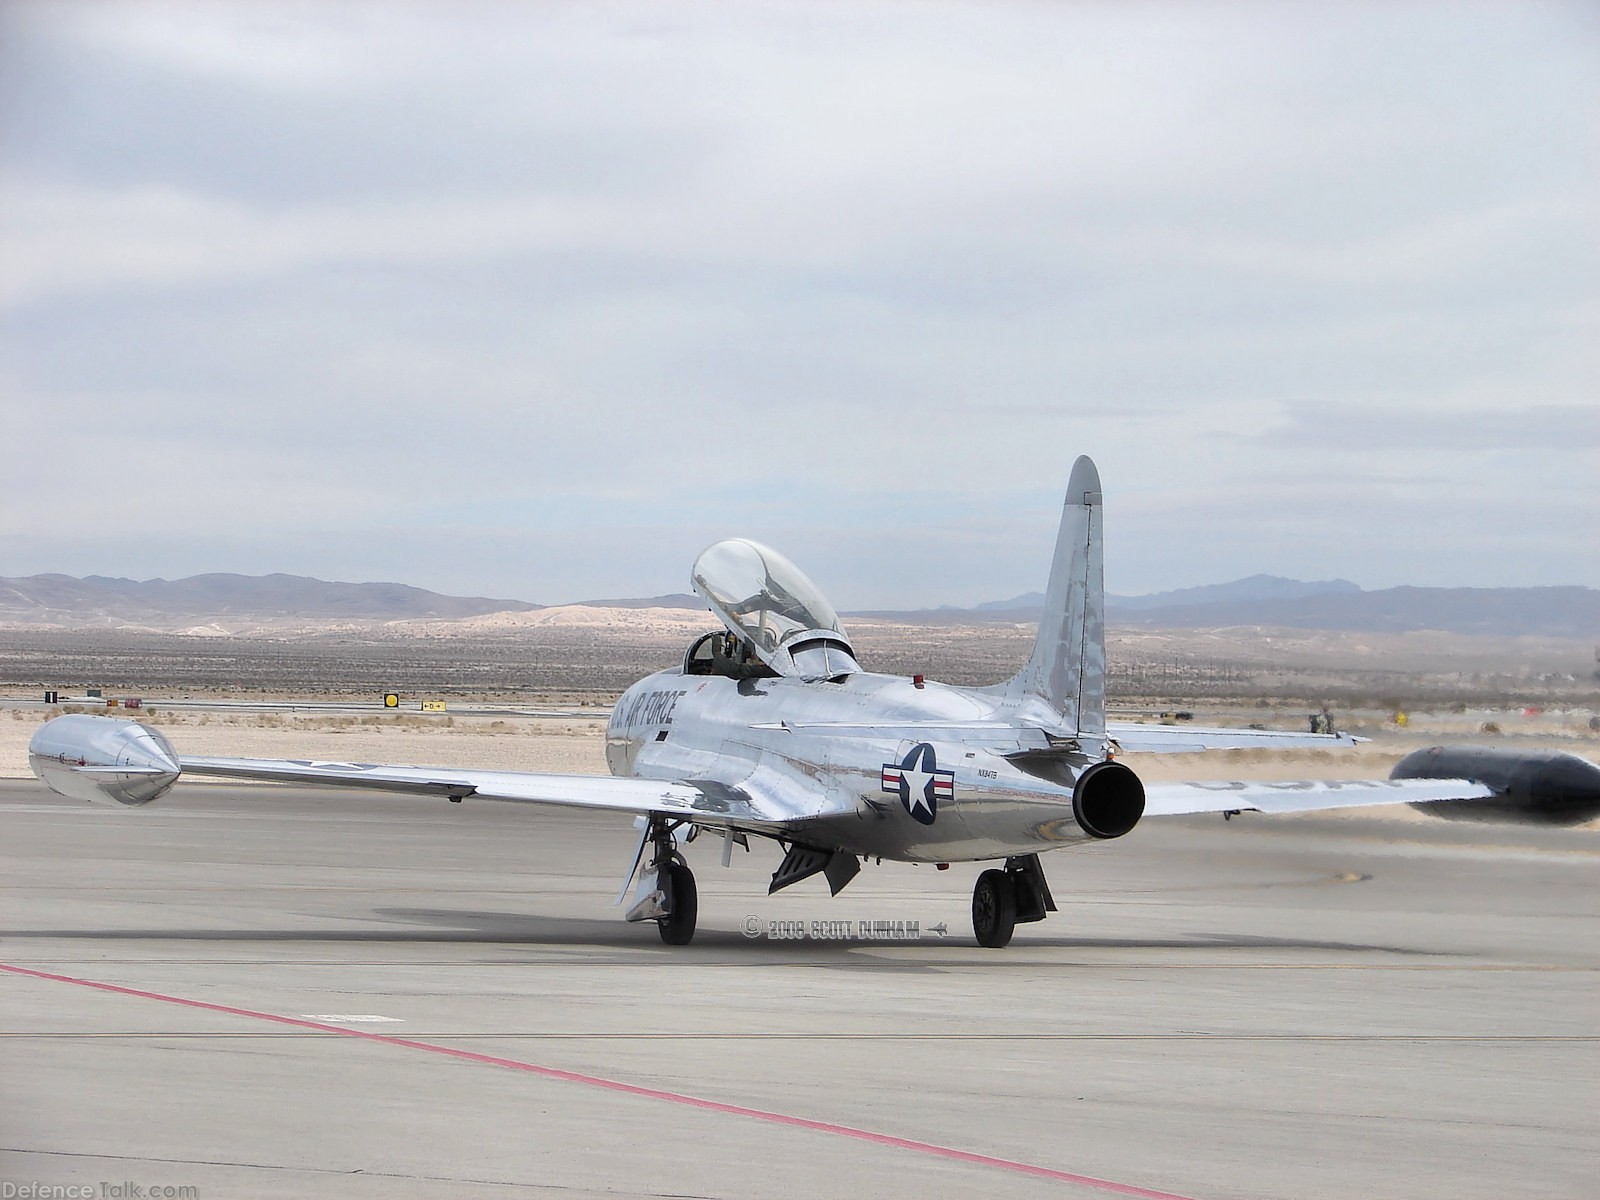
xmin=682 ymin=630 xmax=774 ymax=679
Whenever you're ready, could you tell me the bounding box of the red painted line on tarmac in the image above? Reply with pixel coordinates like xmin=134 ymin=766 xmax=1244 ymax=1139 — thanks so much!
xmin=1 ymin=961 xmax=1198 ymax=1199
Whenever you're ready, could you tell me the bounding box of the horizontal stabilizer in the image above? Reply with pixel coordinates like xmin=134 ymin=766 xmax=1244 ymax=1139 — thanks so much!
xmin=1109 ymin=723 xmax=1362 ymax=753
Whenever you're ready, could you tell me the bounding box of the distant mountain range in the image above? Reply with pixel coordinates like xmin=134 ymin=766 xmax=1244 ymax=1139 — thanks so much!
xmin=572 ymin=593 xmax=703 ymax=611
xmin=1 ymin=572 xmax=1595 ymax=639
xmin=857 ymin=574 xmax=1600 ymax=639
xmin=0 ymin=573 xmax=539 ymax=623
xmin=975 ymin=573 xmax=1364 ymax=614
xmin=1104 ymin=585 xmax=1598 ymax=639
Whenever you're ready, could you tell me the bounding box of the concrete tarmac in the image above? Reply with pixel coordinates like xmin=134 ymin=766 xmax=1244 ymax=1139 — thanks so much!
xmin=2 ymin=778 xmax=1595 ymax=1199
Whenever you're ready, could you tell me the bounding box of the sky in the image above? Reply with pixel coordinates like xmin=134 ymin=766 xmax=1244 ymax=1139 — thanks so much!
xmin=1 ymin=1 xmax=1596 ymax=609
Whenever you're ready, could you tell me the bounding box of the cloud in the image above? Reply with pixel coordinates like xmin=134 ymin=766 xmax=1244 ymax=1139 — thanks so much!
xmin=1 ymin=1 xmax=1596 ymax=602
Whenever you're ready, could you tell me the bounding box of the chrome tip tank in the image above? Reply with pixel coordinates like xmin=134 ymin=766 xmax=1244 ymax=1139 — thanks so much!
xmin=28 ymin=714 xmax=181 ymax=806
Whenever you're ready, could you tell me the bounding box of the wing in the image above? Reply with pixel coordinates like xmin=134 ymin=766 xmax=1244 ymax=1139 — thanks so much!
xmin=178 ymin=754 xmax=805 ymax=830
xmin=28 ymin=714 xmax=852 ymax=831
xmin=1108 ymin=721 xmax=1361 ymax=752
xmin=1141 ymin=776 xmax=1494 ymax=818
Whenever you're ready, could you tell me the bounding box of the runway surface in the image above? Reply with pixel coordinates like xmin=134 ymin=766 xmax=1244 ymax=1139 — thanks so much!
xmin=2 ymin=777 xmax=1595 ymax=1199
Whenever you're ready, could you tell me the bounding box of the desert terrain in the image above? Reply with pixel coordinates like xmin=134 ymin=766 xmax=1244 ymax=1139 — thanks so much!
xmin=3 ymin=604 xmax=1595 ymax=704
xmin=3 ymin=609 xmax=1595 ymax=809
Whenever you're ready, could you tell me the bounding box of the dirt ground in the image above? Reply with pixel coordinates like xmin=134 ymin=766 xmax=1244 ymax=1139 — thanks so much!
xmin=4 ymin=617 xmax=1595 ymax=706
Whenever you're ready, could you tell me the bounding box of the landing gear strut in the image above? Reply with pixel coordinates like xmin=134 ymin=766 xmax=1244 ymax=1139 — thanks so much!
xmin=971 ymin=854 xmax=1057 ymax=948
xmin=624 ymin=816 xmax=699 ymax=945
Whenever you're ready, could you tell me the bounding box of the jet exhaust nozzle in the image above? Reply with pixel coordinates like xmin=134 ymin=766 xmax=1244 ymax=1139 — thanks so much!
xmin=1072 ymin=760 xmax=1144 ymax=839
xmin=28 ymin=714 xmax=181 ymax=807
xmin=1391 ymin=745 xmax=1600 ymax=826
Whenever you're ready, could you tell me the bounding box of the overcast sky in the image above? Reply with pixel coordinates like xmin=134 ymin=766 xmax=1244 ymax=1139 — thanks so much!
xmin=1 ymin=1 xmax=1595 ymax=608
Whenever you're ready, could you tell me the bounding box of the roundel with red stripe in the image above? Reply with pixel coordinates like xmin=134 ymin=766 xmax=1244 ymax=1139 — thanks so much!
xmin=880 ymin=742 xmax=953 ymax=826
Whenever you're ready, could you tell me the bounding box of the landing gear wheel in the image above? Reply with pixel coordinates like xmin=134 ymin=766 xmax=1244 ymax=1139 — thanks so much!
xmin=972 ymin=869 xmax=1017 ymax=948
xmin=658 ymin=862 xmax=698 ymax=946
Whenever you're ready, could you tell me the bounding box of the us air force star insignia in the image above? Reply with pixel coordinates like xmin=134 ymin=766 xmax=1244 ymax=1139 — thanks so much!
xmin=880 ymin=742 xmax=954 ymax=826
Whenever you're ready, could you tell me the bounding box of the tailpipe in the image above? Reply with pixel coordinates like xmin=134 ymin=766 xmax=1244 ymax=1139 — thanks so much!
xmin=1073 ymin=760 xmax=1144 ymax=839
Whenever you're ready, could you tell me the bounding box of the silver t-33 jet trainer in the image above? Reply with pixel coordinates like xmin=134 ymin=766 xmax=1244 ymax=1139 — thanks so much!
xmin=28 ymin=457 xmax=1600 ymax=947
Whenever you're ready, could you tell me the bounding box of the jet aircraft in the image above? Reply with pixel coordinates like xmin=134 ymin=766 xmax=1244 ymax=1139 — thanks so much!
xmin=28 ymin=457 xmax=1600 ymax=946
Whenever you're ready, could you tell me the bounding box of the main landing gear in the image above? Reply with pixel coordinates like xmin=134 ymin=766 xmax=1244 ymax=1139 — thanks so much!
xmin=658 ymin=860 xmax=697 ymax=946
xmin=623 ymin=816 xmax=699 ymax=945
xmin=971 ymin=854 xmax=1056 ymax=948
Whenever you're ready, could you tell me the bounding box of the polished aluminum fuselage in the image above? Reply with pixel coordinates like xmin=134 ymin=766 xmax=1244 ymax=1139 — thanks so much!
xmin=607 ymin=667 xmax=1102 ymax=862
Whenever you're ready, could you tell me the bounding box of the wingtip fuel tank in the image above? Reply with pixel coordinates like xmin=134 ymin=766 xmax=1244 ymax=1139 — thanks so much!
xmin=28 ymin=714 xmax=181 ymax=807
xmin=1391 ymin=745 xmax=1600 ymax=826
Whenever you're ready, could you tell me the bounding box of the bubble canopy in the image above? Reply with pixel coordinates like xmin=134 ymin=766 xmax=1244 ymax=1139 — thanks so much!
xmin=690 ymin=538 xmax=859 ymax=679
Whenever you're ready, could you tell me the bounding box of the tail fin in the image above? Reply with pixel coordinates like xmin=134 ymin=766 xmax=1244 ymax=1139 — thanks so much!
xmin=995 ymin=455 xmax=1106 ymax=739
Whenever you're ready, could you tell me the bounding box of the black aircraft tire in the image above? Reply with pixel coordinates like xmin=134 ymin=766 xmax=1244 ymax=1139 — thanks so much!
xmin=658 ymin=863 xmax=698 ymax=946
xmin=972 ymin=869 xmax=1017 ymax=948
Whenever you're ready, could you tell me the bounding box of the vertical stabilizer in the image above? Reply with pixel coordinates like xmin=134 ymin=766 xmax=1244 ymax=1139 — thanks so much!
xmin=996 ymin=456 xmax=1106 ymax=739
